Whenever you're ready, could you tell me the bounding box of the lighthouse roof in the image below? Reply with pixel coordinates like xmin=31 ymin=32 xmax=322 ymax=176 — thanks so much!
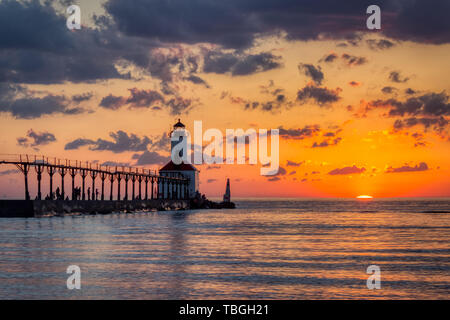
xmin=174 ymin=119 xmax=185 ymax=128
xmin=160 ymin=160 xmax=197 ymax=171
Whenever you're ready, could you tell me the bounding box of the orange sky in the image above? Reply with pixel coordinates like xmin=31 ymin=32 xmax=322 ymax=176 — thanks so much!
xmin=0 ymin=2 xmax=449 ymax=199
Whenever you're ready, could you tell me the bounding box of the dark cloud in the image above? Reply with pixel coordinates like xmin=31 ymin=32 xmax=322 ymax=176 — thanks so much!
xmin=207 ymin=179 xmax=217 ymax=183
xmin=297 ymin=84 xmax=341 ymax=106
xmin=72 ymin=92 xmax=93 ymax=104
xmin=203 ymin=51 xmax=282 ymax=76
xmin=322 ymin=52 xmax=338 ymax=63
xmin=0 ymin=169 xmax=19 ymax=176
xmin=126 ymin=88 xmax=164 ymax=108
xmin=286 ymin=160 xmax=303 ymax=167
xmin=328 ymin=165 xmax=366 ymax=175
xmin=386 ymin=162 xmax=429 ymax=173
xmin=267 ymin=177 xmax=281 ymax=182
xmin=0 ymin=0 xmax=448 ymax=91
xmin=17 ymin=129 xmax=56 ymax=147
xmin=389 ymin=71 xmax=409 ymax=83
xmin=341 ymin=53 xmax=367 ymax=66
xmin=369 ymin=92 xmax=450 ymax=117
xmin=105 ymin=0 xmax=450 ymax=48
xmin=366 ymin=39 xmax=396 ymax=50
xmin=298 ymin=63 xmax=324 ymax=85
xmin=99 ymin=89 xmax=194 ymax=115
xmin=101 ymin=161 xmax=131 ymax=167
xmin=99 ymin=94 xmax=127 ymax=110
xmin=64 ymin=138 xmax=96 ymax=150
xmin=393 ymin=117 xmax=448 ymax=133
xmin=184 ymin=75 xmax=210 ymax=88
xmin=279 ymin=125 xmax=321 ymax=140
xmin=348 ymin=81 xmax=361 ymax=87
xmin=132 ymin=150 xmax=168 ymax=165
xmin=405 ymin=88 xmax=416 ymax=95
xmin=0 ymin=83 xmax=85 ymax=119
xmin=65 ymin=131 xmax=152 ymax=153
xmin=312 ymin=137 xmax=342 ymax=148
xmin=381 ymin=86 xmax=396 ymax=94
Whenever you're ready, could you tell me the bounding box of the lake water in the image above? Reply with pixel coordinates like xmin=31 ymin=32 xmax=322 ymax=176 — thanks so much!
xmin=0 ymin=199 xmax=449 ymax=299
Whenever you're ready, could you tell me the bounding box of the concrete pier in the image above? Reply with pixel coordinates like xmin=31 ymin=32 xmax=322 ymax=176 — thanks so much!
xmin=0 ymin=199 xmax=189 ymax=218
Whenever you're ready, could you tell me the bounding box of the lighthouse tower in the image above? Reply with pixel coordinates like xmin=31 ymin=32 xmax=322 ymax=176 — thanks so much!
xmin=159 ymin=119 xmax=199 ymax=198
xmin=223 ymin=178 xmax=231 ymax=203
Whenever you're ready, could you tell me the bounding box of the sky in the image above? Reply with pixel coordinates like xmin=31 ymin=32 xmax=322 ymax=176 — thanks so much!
xmin=0 ymin=0 xmax=449 ymax=199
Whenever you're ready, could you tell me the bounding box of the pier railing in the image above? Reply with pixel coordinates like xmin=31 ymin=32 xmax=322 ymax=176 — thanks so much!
xmin=0 ymin=154 xmax=189 ymax=201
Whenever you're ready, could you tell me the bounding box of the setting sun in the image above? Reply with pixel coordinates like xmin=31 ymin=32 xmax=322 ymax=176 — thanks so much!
xmin=356 ymin=195 xmax=373 ymax=199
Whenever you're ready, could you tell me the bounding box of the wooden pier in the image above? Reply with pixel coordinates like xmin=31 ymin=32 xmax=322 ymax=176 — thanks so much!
xmin=0 ymin=154 xmax=190 ymax=217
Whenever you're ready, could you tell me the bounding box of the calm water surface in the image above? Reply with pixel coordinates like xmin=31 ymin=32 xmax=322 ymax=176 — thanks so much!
xmin=0 ymin=199 xmax=449 ymax=299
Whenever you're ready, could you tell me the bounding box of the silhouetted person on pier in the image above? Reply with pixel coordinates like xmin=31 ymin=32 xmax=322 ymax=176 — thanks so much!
xmin=87 ymin=187 xmax=91 ymax=200
xmin=56 ymin=187 xmax=60 ymax=200
xmin=95 ymin=189 xmax=99 ymax=200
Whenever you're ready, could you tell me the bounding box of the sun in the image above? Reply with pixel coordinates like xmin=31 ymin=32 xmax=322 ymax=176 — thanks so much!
xmin=356 ymin=195 xmax=373 ymax=199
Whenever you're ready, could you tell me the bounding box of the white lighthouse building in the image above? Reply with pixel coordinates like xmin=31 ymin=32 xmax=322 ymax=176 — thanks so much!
xmin=159 ymin=119 xmax=199 ymax=198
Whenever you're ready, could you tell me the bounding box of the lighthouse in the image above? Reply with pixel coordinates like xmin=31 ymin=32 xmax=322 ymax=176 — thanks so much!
xmin=159 ymin=119 xmax=199 ymax=198
xmin=223 ymin=178 xmax=231 ymax=203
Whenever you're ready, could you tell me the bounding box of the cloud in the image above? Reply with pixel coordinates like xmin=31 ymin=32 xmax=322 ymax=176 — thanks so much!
xmin=381 ymin=86 xmax=396 ymax=94
xmin=386 ymin=162 xmax=429 ymax=173
xmin=298 ymin=63 xmax=324 ymax=85
xmin=72 ymin=92 xmax=93 ymax=104
xmin=184 ymin=75 xmax=210 ymax=88
xmin=65 ymin=131 xmax=152 ymax=153
xmin=132 ymin=150 xmax=169 ymax=165
xmin=279 ymin=125 xmax=321 ymax=140
xmin=286 ymin=160 xmax=303 ymax=167
xmin=341 ymin=53 xmax=367 ymax=66
xmin=17 ymin=129 xmax=56 ymax=147
xmin=105 ymin=0 xmax=450 ymax=49
xmin=366 ymin=39 xmax=396 ymax=50
xmin=101 ymin=161 xmax=131 ymax=167
xmin=203 ymin=51 xmax=282 ymax=76
xmin=99 ymin=94 xmax=127 ymax=110
xmin=312 ymin=137 xmax=342 ymax=148
xmin=297 ymin=84 xmax=341 ymax=106
xmin=368 ymin=92 xmax=450 ymax=118
xmin=348 ymin=81 xmax=361 ymax=87
xmin=207 ymin=179 xmax=217 ymax=183
xmin=0 ymin=169 xmax=19 ymax=176
xmin=393 ymin=117 xmax=448 ymax=133
xmin=328 ymin=165 xmax=366 ymax=175
xmin=321 ymin=52 xmax=338 ymax=63
xmin=99 ymin=88 xmax=194 ymax=115
xmin=0 ymin=83 xmax=85 ymax=119
xmin=126 ymin=88 xmax=165 ymax=108
xmin=389 ymin=71 xmax=409 ymax=83
xmin=267 ymin=177 xmax=280 ymax=182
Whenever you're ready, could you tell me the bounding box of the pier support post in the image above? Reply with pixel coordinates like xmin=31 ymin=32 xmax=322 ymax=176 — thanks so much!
xmin=69 ymin=168 xmax=77 ymax=200
xmin=144 ymin=176 xmax=149 ymax=200
xmin=90 ymin=170 xmax=97 ymax=200
xmin=156 ymin=178 xmax=160 ymax=199
xmin=100 ymin=172 xmax=106 ymax=200
xmin=47 ymin=166 xmax=55 ymax=200
xmin=117 ymin=173 xmax=122 ymax=201
xmin=131 ymin=174 xmax=136 ymax=200
xmin=109 ymin=173 xmax=115 ymax=201
xmin=59 ymin=167 xmax=66 ymax=200
xmin=16 ymin=163 xmax=30 ymax=200
xmin=151 ymin=178 xmax=155 ymax=200
xmin=80 ymin=169 xmax=87 ymax=200
xmin=124 ymin=174 xmax=129 ymax=200
xmin=35 ymin=165 xmax=43 ymax=200
xmin=138 ymin=175 xmax=142 ymax=200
